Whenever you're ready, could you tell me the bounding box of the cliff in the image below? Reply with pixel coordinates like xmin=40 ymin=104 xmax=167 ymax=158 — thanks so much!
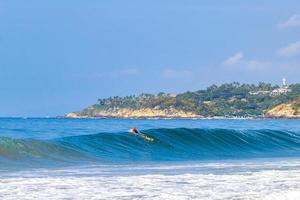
xmin=266 ymin=97 xmax=300 ymax=118
xmin=66 ymin=106 xmax=202 ymax=118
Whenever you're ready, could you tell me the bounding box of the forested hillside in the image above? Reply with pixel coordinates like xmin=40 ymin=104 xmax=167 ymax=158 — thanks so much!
xmin=67 ymin=82 xmax=300 ymax=118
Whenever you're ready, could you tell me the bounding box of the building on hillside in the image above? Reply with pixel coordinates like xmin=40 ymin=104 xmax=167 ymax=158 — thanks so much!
xmin=249 ymin=90 xmax=270 ymax=95
xmin=249 ymin=78 xmax=292 ymax=96
xmin=270 ymin=78 xmax=292 ymax=96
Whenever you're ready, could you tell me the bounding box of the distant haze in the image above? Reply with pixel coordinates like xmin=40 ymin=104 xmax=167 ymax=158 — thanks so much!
xmin=0 ymin=1 xmax=299 ymax=116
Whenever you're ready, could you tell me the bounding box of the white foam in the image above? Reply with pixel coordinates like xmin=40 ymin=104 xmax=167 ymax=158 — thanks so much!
xmin=1 ymin=160 xmax=300 ymax=200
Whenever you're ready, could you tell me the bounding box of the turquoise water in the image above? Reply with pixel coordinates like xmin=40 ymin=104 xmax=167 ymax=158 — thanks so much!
xmin=1 ymin=118 xmax=300 ymax=199
xmin=1 ymin=118 xmax=300 ymax=168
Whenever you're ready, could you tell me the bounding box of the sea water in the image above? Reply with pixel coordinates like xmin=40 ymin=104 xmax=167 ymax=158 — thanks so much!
xmin=0 ymin=118 xmax=300 ymax=199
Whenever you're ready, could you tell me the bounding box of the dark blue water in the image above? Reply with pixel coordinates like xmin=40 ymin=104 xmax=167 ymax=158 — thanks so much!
xmin=1 ymin=118 xmax=300 ymax=169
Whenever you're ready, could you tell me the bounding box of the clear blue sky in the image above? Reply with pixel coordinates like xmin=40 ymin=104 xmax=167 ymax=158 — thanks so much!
xmin=0 ymin=0 xmax=300 ymax=117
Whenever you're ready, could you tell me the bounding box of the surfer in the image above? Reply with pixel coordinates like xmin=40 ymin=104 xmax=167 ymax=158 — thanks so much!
xmin=129 ymin=127 xmax=139 ymax=135
xmin=129 ymin=128 xmax=154 ymax=142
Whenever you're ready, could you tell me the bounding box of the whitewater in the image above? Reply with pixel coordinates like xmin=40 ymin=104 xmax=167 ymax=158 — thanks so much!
xmin=0 ymin=118 xmax=300 ymax=199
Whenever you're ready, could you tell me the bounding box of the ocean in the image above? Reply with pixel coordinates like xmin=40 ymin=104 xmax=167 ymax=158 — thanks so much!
xmin=0 ymin=118 xmax=300 ymax=199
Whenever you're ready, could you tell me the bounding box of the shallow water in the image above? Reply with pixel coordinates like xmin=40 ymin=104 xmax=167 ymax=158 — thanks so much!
xmin=0 ymin=118 xmax=300 ymax=199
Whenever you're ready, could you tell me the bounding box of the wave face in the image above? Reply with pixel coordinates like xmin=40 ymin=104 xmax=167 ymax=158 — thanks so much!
xmin=1 ymin=128 xmax=300 ymax=167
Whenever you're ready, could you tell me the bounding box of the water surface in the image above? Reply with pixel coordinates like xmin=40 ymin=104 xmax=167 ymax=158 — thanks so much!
xmin=0 ymin=118 xmax=300 ymax=199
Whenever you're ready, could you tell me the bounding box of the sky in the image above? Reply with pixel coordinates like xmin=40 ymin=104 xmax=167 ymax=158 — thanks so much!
xmin=0 ymin=0 xmax=300 ymax=117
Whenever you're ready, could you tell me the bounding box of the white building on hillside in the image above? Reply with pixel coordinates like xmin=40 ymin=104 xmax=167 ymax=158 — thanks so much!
xmin=270 ymin=78 xmax=292 ymax=96
xmin=249 ymin=78 xmax=292 ymax=96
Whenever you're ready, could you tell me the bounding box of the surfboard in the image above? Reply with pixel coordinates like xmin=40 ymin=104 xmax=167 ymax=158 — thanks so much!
xmin=140 ymin=134 xmax=154 ymax=142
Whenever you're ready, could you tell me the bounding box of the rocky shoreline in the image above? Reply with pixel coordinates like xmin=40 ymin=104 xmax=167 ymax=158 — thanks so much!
xmin=65 ymin=111 xmax=299 ymax=120
xmin=65 ymin=108 xmax=202 ymax=119
xmin=65 ymin=97 xmax=300 ymax=120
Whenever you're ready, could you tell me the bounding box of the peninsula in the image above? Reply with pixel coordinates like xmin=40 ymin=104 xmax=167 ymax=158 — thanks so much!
xmin=66 ymin=80 xmax=300 ymax=119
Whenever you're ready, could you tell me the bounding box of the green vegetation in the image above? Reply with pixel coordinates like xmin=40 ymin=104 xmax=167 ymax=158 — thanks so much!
xmin=292 ymin=97 xmax=300 ymax=115
xmin=80 ymin=82 xmax=300 ymax=117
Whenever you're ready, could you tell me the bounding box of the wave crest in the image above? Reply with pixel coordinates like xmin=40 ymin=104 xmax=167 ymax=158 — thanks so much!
xmin=1 ymin=128 xmax=300 ymax=167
